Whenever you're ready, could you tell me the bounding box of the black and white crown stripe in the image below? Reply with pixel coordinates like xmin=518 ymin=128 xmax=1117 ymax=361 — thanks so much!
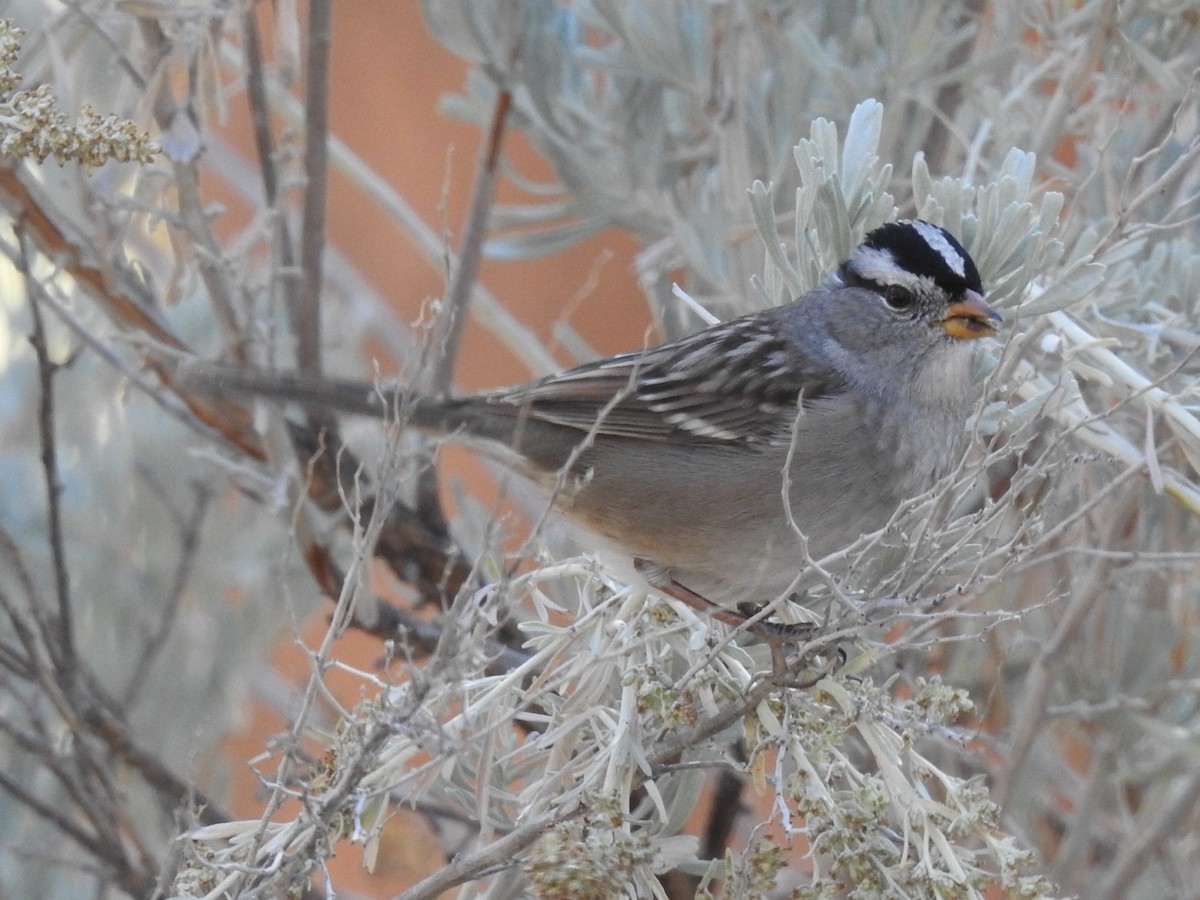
xmin=858 ymin=219 xmax=983 ymax=298
xmin=909 ymin=220 xmax=968 ymax=278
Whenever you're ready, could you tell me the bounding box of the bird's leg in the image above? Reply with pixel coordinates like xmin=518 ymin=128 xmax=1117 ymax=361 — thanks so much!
xmin=632 ymin=562 xmax=850 ymax=682
xmin=735 ymin=599 xmax=821 ymax=639
xmin=635 ymin=561 xmax=760 ymax=630
xmin=633 ymin=560 xmax=819 ymax=676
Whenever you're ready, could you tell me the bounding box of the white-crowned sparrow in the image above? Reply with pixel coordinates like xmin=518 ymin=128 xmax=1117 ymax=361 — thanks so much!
xmin=185 ymin=220 xmax=1000 ymax=619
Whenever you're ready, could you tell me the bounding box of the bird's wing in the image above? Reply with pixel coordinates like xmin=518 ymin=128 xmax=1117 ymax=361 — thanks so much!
xmin=483 ymin=309 xmax=848 ymax=447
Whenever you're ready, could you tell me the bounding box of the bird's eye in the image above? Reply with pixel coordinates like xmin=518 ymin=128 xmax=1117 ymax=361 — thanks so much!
xmin=882 ymin=285 xmax=917 ymax=312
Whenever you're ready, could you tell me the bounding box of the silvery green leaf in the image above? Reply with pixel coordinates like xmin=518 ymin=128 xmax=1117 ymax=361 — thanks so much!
xmin=748 ymin=180 xmax=804 ymax=298
xmin=998 ymin=147 xmax=1037 ymax=198
xmin=840 ymin=99 xmax=883 ymax=205
xmin=817 ymin=180 xmax=854 ymax=264
xmin=1038 ymin=191 xmax=1065 ymax=236
xmin=489 ymin=199 xmax=576 ymax=229
xmin=1067 ymin=219 xmax=1110 ymax=263
xmin=912 ymin=153 xmax=936 ymax=212
xmin=748 ymin=272 xmax=781 ymax=309
xmin=976 ymin=399 xmax=1014 ymax=435
xmin=1064 ymin=357 xmax=1114 ymax=387
xmin=974 ymin=208 xmax=1034 ymax=279
xmin=484 ymin=218 xmax=606 ymax=260
xmin=1015 ymin=262 xmax=1107 ymax=316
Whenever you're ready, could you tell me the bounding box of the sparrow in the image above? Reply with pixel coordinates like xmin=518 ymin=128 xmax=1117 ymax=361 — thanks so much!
xmin=183 ymin=220 xmax=1000 ymax=623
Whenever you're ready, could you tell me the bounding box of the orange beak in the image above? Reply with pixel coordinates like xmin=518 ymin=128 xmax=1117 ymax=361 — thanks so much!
xmin=937 ymin=290 xmax=1002 ymax=340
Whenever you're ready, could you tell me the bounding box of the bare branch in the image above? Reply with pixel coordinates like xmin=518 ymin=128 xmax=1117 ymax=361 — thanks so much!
xmin=16 ymin=226 xmax=76 ymax=688
xmin=295 ymin=0 xmax=333 ymax=376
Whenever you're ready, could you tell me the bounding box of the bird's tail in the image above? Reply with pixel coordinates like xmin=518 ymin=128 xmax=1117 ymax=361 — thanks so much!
xmin=178 ymin=360 xmax=436 ymax=423
xmin=178 ymin=360 xmax=544 ymax=457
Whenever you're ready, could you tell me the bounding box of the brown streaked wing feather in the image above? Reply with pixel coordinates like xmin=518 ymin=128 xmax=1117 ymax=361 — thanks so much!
xmin=480 ymin=310 xmax=849 ymax=447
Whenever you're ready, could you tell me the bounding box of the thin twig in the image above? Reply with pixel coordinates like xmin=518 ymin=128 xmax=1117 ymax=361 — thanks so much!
xmin=243 ymin=10 xmax=282 ymax=207
xmin=121 ymin=481 xmax=212 ymax=710
xmin=242 ymin=6 xmax=303 ymax=369
xmin=0 ymin=766 xmax=136 ymax=887
xmin=0 ymin=525 xmax=52 ymax=676
xmin=426 ymin=79 xmax=516 ymax=392
xmin=136 ymin=16 xmax=245 ymax=357
xmin=296 ymin=0 xmax=333 ymax=375
xmin=17 ymin=226 xmax=76 ymax=689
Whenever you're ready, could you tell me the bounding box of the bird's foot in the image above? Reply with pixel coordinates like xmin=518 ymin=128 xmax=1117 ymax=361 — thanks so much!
xmin=768 ymin=643 xmax=846 ymax=687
